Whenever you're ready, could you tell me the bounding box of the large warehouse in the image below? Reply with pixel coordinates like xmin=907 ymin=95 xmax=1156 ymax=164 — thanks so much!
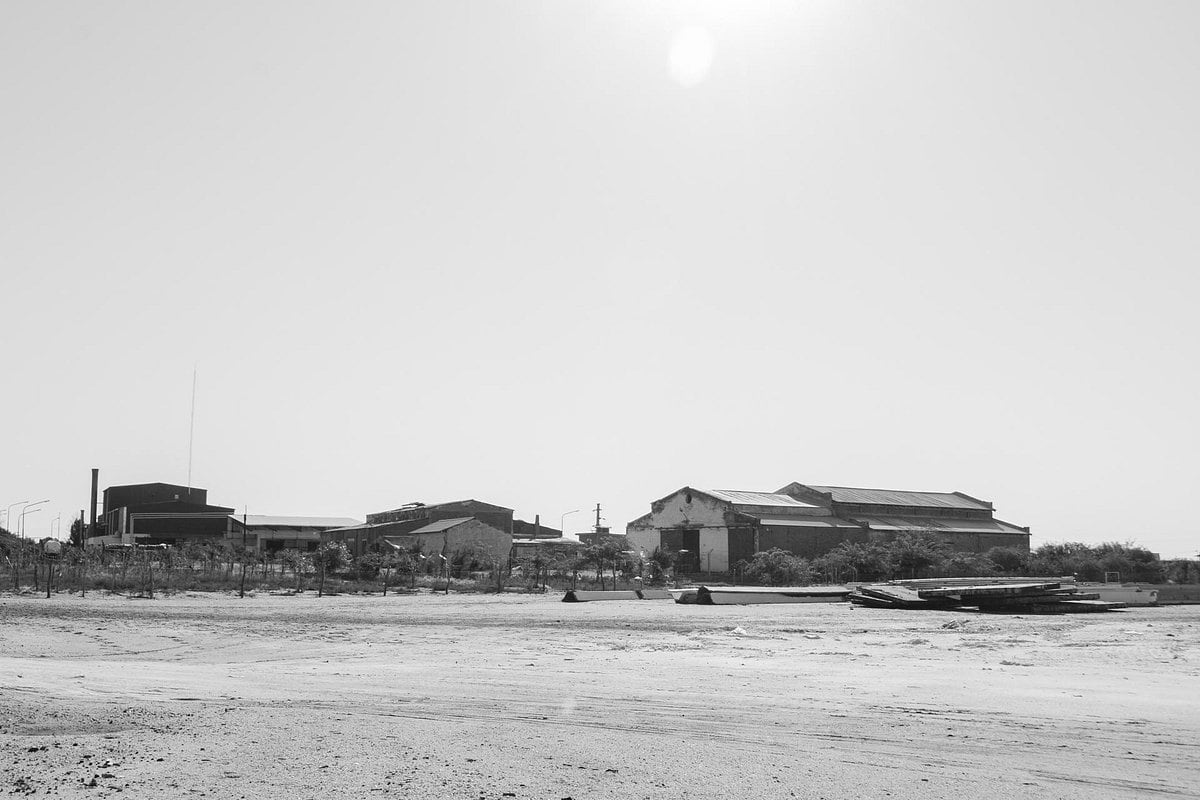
xmin=626 ymin=483 xmax=1030 ymax=572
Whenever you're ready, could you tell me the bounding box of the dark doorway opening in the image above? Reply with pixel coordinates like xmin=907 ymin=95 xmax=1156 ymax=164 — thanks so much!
xmin=661 ymin=528 xmax=701 ymax=573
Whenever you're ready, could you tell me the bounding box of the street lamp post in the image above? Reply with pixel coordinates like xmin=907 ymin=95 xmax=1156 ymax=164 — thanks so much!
xmin=4 ymin=500 xmax=29 ymax=533
xmin=19 ymin=500 xmax=49 ymax=538
xmin=560 ymin=509 xmax=581 ymax=539
xmin=19 ymin=508 xmax=41 ymax=538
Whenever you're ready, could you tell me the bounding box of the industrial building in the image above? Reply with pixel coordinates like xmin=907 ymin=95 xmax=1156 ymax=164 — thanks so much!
xmin=323 ymin=499 xmax=521 ymax=560
xmin=226 ymin=514 xmax=362 ymax=554
xmin=512 ymin=517 xmax=561 ymax=539
xmin=91 ymin=482 xmax=235 ymax=546
xmin=626 ymin=483 xmax=1030 ymax=573
xmin=85 ymin=471 xmax=356 ymax=551
xmin=509 ymin=514 xmax=579 ymax=561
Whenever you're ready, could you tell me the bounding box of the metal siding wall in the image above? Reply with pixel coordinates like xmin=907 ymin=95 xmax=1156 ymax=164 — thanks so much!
xmin=727 ymin=527 xmax=756 ymax=569
xmin=699 ymin=528 xmax=730 ymax=573
xmin=758 ymin=526 xmax=870 ymax=560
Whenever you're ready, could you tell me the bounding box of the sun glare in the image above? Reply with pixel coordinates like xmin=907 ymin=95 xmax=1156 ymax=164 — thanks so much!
xmin=669 ymin=26 xmax=715 ymax=87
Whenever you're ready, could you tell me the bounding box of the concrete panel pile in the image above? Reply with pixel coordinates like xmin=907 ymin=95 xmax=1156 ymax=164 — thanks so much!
xmin=849 ymin=577 xmax=1127 ymax=614
xmin=695 ymin=585 xmax=852 ymax=605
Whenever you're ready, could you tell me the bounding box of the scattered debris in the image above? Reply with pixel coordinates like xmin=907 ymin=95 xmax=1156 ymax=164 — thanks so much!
xmin=562 ymin=589 xmax=671 ymax=602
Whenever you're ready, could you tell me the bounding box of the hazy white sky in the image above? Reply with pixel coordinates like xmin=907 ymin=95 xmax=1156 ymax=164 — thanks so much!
xmin=3 ymin=1 xmax=1198 ymax=557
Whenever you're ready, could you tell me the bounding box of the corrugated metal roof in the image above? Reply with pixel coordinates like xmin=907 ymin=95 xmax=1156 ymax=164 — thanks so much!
xmin=853 ymin=516 xmax=1028 ymax=535
xmin=807 ymin=486 xmax=991 ymax=510
xmin=230 ymin=515 xmax=362 ymax=528
xmin=705 ymin=489 xmax=816 ymax=508
xmin=325 ymin=521 xmax=394 ymax=534
xmin=759 ymin=517 xmax=863 ymax=528
xmin=408 ymin=517 xmax=476 ymax=535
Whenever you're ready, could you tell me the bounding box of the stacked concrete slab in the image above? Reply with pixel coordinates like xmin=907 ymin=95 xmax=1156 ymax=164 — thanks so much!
xmin=849 ymin=577 xmax=1127 ymax=614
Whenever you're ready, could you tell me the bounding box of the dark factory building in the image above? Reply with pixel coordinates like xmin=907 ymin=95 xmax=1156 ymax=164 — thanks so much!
xmin=91 ymin=481 xmax=234 ymax=546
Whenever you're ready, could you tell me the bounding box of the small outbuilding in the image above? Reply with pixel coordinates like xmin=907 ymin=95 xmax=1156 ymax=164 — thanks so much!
xmin=510 ymin=537 xmax=585 ymax=562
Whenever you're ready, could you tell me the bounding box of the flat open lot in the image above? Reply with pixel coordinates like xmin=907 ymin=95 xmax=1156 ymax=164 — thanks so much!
xmin=2 ymin=592 xmax=1198 ymax=799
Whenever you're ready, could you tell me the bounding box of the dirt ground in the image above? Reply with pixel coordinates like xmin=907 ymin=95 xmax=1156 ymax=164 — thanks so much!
xmin=1 ymin=592 xmax=1197 ymax=799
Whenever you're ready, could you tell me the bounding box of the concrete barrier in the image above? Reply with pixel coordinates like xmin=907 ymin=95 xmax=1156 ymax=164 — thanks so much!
xmin=562 ymin=590 xmax=642 ymax=602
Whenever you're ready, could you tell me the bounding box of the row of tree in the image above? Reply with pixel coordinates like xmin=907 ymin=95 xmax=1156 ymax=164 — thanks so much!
xmin=737 ymin=534 xmax=1184 ymax=586
xmin=2 ymin=527 xmax=1194 ymax=595
xmin=0 ymin=534 xmax=465 ymax=596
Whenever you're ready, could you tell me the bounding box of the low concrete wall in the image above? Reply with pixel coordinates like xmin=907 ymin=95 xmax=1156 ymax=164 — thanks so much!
xmin=1154 ymin=585 xmax=1200 ymax=604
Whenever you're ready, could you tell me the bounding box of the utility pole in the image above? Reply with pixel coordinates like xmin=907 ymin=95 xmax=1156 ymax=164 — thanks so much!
xmin=239 ymin=507 xmax=248 ymax=598
xmin=79 ymin=510 xmax=86 ymax=598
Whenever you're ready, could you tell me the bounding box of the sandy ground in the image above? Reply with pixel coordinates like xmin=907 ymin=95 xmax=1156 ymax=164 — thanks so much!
xmin=1 ymin=592 xmax=1198 ymax=800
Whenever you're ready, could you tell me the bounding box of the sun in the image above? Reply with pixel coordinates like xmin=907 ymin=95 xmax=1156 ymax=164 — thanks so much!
xmin=669 ymin=26 xmax=715 ymax=87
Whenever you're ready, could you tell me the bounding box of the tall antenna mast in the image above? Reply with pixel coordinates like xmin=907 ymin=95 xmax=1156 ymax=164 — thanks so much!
xmin=187 ymin=366 xmax=197 ymax=495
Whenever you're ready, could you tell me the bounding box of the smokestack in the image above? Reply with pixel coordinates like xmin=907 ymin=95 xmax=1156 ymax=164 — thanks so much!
xmin=89 ymin=468 xmax=99 ymax=535
xmin=534 ymin=514 xmax=540 ymax=538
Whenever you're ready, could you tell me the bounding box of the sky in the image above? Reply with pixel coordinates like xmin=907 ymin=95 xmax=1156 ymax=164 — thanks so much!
xmin=2 ymin=1 xmax=1198 ymax=557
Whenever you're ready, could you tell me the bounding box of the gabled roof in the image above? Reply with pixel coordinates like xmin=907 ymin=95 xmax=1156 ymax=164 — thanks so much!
xmin=705 ymin=489 xmax=817 ymax=508
xmin=796 ymin=485 xmax=992 ymax=511
xmin=408 ymin=517 xmax=476 ymax=535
